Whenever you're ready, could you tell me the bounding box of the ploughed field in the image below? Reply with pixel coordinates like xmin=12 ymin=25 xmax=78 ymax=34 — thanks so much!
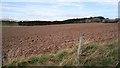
xmin=2 ymin=23 xmax=118 ymax=64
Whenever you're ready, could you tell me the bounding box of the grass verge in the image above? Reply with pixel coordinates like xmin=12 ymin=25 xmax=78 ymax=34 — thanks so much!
xmin=5 ymin=40 xmax=118 ymax=66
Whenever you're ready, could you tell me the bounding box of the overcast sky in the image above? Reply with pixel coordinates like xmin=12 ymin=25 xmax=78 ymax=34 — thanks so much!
xmin=0 ymin=0 xmax=119 ymax=21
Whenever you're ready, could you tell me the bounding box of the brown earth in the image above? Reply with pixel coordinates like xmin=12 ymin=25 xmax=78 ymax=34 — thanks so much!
xmin=2 ymin=23 xmax=118 ymax=64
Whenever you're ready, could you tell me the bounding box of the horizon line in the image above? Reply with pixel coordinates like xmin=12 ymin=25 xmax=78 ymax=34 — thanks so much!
xmin=1 ymin=16 xmax=119 ymax=21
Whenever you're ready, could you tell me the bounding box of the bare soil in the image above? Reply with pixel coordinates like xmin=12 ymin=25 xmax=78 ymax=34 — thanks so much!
xmin=2 ymin=23 xmax=118 ymax=64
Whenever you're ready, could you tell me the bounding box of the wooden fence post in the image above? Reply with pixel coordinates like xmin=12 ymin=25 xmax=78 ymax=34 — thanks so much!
xmin=77 ymin=36 xmax=84 ymax=66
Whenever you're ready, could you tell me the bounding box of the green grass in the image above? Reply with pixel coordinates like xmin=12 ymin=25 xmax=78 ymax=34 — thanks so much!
xmin=6 ymin=54 xmax=52 ymax=66
xmin=98 ymin=57 xmax=113 ymax=66
xmin=18 ymin=61 xmax=28 ymax=66
xmin=7 ymin=60 xmax=19 ymax=66
xmin=56 ymin=51 xmax=69 ymax=61
xmin=85 ymin=44 xmax=98 ymax=50
xmin=27 ymin=54 xmax=52 ymax=65
xmin=82 ymin=41 xmax=118 ymax=66
xmin=5 ymin=40 xmax=118 ymax=66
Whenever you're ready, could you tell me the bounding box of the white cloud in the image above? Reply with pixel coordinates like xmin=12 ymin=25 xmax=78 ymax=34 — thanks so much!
xmin=51 ymin=2 xmax=84 ymax=11
xmin=0 ymin=3 xmax=16 ymax=10
xmin=1 ymin=0 xmax=118 ymax=9
xmin=58 ymin=0 xmax=119 ymax=2
xmin=1 ymin=0 xmax=119 ymax=3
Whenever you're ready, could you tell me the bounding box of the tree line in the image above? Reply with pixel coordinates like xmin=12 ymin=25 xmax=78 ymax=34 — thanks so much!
xmin=1 ymin=16 xmax=120 ymax=26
